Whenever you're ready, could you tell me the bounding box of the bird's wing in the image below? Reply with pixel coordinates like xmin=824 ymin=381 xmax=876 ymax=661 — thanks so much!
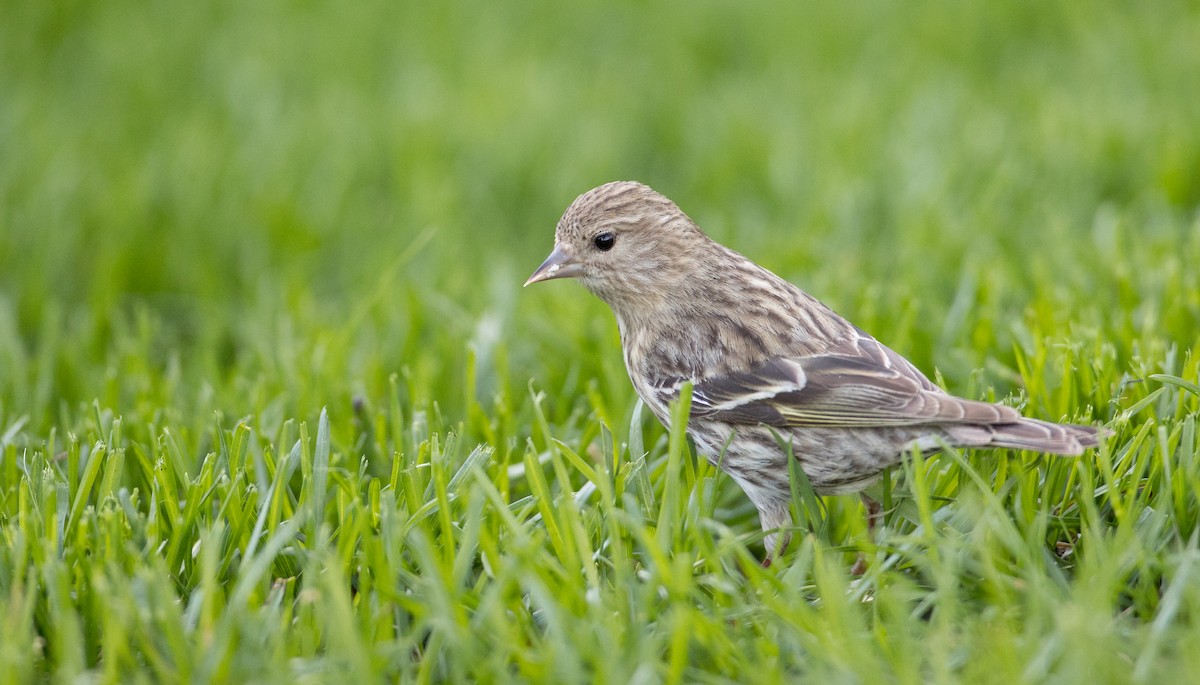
xmin=686 ymin=338 xmax=1021 ymax=428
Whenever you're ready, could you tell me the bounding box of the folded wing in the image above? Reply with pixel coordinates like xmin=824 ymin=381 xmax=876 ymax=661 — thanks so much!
xmin=687 ymin=338 xmax=1021 ymax=429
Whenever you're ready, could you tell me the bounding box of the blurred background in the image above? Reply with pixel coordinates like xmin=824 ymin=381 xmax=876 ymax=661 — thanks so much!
xmin=1 ymin=0 xmax=1198 ymax=438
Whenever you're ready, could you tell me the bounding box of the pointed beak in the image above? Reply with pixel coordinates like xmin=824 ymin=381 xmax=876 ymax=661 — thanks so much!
xmin=524 ymin=244 xmax=582 ymax=286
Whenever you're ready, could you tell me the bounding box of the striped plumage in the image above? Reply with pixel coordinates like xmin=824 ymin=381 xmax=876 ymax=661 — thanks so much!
xmin=527 ymin=181 xmax=1104 ymax=556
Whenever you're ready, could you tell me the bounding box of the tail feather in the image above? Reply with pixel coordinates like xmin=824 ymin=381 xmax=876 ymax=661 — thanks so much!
xmin=985 ymin=417 xmax=1106 ymax=455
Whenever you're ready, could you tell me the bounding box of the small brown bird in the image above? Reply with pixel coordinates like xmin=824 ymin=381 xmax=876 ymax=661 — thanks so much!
xmin=526 ymin=181 xmax=1104 ymax=560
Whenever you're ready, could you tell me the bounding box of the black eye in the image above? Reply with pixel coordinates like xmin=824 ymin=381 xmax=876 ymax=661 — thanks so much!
xmin=593 ymin=232 xmax=615 ymax=251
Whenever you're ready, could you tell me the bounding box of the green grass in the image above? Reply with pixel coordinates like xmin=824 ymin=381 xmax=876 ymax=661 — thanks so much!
xmin=2 ymin=0 xmax=1200 ymax=682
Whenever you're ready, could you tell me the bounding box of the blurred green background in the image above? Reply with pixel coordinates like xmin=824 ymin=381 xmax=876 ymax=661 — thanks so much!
xmin=1 ymin=0 xmax=1198 ymax=434
xmin=3 ymin=1 xmax=1200 ymax=681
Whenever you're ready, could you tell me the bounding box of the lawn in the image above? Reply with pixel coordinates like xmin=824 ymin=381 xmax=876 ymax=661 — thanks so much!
xmin=2 ymin=0 xmax=1200 ymax=682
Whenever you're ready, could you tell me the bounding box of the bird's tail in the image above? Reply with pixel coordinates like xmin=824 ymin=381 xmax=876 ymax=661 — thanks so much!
xmin=986 ymin=417 xmax=1107 ymax=455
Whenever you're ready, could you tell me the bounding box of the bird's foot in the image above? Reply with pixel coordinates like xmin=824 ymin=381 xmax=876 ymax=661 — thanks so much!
xmin=849 ymin=552 xmax=868 ymax=576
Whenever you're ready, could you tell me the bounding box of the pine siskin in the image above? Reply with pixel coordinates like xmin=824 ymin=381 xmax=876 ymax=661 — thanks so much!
xmin=526 ymin=181 xmax=1105 ymax=559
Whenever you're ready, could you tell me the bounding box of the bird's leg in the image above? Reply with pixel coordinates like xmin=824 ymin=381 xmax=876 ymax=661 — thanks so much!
xmin=862 ymin=492 xmax=882 ymax=535
xmin=759 ymin=503 xmax=793 ymax=567
xmin=761 ymin=530 xmax=793 ymax=568
xmin=850 ymin=493 xmax=882 ymax=576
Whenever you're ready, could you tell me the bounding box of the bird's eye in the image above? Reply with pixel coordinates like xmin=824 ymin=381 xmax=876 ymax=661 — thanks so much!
xmin=593 ymin=232 xmax=615 ymax=251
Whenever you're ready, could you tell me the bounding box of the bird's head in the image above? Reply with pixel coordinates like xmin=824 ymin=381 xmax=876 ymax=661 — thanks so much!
xmin=525 ymin=181 xmax=714 ymax=312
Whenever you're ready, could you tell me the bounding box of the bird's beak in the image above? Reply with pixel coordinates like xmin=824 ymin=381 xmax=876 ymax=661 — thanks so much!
xmin=524 ymin=244 xmax=582 ymax=286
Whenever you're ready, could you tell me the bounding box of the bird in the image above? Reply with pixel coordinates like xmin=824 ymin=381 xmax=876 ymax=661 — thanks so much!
xmin=525 ymin=180 xmax=1105 ymax=562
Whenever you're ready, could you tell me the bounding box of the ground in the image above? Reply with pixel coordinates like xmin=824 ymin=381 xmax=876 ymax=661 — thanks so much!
xmin=1 ymin=0 xmax=1199 ymax=682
